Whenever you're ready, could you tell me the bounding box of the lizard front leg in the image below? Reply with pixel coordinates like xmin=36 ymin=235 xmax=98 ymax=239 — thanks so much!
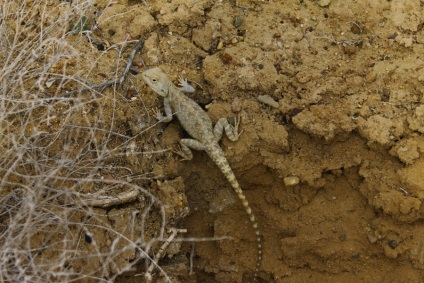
xmin=213 ymin=116 xmax=241 ymax=143
xmin=174 ymin=139 xmax=206 ymax=160
xmin=178 ymin=77 xmax=195 ymax=93
xmin=154 ymin=97 xmax=173 ymax=123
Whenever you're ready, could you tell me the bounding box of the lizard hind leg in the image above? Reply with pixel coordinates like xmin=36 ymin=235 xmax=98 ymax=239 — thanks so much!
xmin=174 ymin=139 xmax=206 ymax=160
xmin=213 ymin=116 xmax=241 ymax=143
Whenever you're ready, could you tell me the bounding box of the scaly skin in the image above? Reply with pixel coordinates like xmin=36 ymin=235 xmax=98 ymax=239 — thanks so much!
xmin=142 ymin=67 xmax=262 ymax=279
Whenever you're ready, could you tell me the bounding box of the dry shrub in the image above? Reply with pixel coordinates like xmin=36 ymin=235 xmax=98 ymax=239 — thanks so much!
xmin=0 ymin=1 xmax=170 ymax=282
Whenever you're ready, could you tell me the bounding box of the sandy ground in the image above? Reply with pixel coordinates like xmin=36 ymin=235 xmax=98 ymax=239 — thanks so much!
xmin=3 ymin=0 xmax=424 ymax=282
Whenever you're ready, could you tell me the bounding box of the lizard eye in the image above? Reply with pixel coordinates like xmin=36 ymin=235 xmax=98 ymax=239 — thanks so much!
xmin=152 ymin=78 xmax=157 ymax=83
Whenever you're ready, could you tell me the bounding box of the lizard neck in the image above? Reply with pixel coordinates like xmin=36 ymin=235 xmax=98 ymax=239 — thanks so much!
xmin=166 ymin=84 xmax=178 ymax=101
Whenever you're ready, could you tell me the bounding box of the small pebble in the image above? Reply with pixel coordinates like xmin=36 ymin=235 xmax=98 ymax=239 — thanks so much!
xmin=367 ymin=234 xmax=378 ymax=243
xmin=342 ymin=45 xmax=357 ymax=55
xmin=85 ymin=233 xmax=93 ymax=244
xmin=366 ymin=71 xmax=377 ymax=83
xmin=217 ymin=40 xmax=224 ymax=50
xmin=351 ymin=253 xmax=361 ymax=259
xmin=388 ymin=240 xmax=398 ymax=249
xmin=318 ymin=0 xmax=331 ymax=7
xmin=284 ymin=176 xmax=300 ymax=186
xmin=233 ymin=16 xmax=244 ymax=28
xmin=257 ymin=95 xmax=279 ymax=108
xmin=231 ymin=97 xmax=242 ymax=113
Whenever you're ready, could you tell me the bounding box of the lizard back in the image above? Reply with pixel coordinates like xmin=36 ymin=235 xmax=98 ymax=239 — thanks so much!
xmin=169 ymin=90 xmax=215 ymax=143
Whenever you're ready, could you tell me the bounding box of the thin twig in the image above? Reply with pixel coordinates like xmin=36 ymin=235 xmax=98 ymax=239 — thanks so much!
xmin=119 ymin=39 xmax=145 ymax=87
xmin=189 ymin=243 xmax=195 ymax=275
xmin=59 ymin=39 xmax=145 ymax=97
xmin=59 ymin=79 xmax=116 ymax=97
xmin=83 ymin=187 xmax=140 ymax=208
xmin=170 ymin=235 xmax=233 ymax=242
xmin=145 ymin=228 xmax=187 ymax=282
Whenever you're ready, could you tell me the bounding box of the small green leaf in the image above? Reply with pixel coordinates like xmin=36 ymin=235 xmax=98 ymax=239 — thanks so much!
xmin=71 ymin=16 xmax=89 ymax=34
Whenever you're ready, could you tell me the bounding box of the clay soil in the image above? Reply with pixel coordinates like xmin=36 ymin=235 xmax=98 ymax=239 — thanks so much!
xmin=3 ymin=0 xmax=424 ymax=282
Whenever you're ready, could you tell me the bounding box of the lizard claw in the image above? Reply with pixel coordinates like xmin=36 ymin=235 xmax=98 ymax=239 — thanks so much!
xmin=152 ymin=107 xmax=165 ymax=121
xmin=178 ymin=76 xmax=195 ymax=93
xmin=173 ymin=145 xmax=192 ymax=161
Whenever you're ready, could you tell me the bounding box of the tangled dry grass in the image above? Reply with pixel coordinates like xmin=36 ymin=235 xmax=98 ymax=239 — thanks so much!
xmin=0 ymin=1 xmax=174 ymax=281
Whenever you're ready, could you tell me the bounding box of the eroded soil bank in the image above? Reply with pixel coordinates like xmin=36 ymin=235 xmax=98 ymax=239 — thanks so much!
xmin=119 ymin=0 xmax=424 ymax=281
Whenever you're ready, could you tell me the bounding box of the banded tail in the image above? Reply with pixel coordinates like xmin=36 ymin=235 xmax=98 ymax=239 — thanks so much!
xmin=207 ymin=145 xmax=262 ymax=280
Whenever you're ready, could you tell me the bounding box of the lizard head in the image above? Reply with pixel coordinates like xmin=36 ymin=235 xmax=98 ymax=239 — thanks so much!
xmin=142 ymin=67 xmax=172 ymax=97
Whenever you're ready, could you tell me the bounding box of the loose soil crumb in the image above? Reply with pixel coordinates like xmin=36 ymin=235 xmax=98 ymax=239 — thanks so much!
xmin=2 ymin=0 xmax=424 ymax=282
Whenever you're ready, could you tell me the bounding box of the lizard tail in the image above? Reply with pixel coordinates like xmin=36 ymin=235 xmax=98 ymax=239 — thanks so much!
xmin=207 ymin=146 xmax=262 ymax=280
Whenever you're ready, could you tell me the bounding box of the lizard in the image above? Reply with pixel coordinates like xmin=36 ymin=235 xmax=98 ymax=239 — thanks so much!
xmin=142 ymin=67 xmax=262 ymax=280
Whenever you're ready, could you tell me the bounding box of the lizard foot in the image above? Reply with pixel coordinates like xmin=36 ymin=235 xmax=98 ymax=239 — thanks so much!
xmin=173 ymin=145 xmax=193 ymax=161
xmin=152 ymin=107 xmax=172 ymax=122
xmin=152 ymin=107 xmax=164 ymax=121
xmin=178 ymin=76 xmax=195 ymax=93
